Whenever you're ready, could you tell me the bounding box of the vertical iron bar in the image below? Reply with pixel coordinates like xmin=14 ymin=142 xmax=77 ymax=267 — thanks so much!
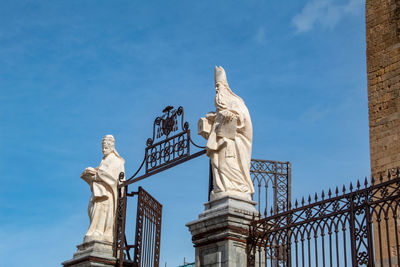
xmin=322 ymin=233 xmax=326 ymax=267
xmin=269 ymin=244 xmax=273 ymax=267
xmin=146 ymin=208 xmax=151 ymax=267
xmin=187 ymin=130 xmax=190 ymax=157
xmin=307 ymin=235 xmax=311 ymax=267
xmin=385 ymin=215 xmax=392 ymax=266
xmin=119 ymin=186 xmax=128 ymax=267
xmin=342 ymin=226 xmax=347 ymax=267
xmin=329 ymin=231 xmax=333 ymax=267
xmin=258 ymin=182 xmax=261 ymax=215
xmin=349 ymin=194 xmax=357 ymax=267
xmin=151 ymin=209 xmax=156 ymax=267
xmin=265 ymin=183 xmax=269 ymax=216
xmin=143 ymin=207 xmax=148 ymax=267
xmin=394 ymin=211 xmax=400 ymax=266
xmin=378 ymin=219 xmax=383 ymax=266
xmin=335 ymin=229 xmax=339 ymax=267
xmin=148 ymin=208 xmax=153 ymax=267
xmin=273 ymin=162 xmax=278 ymax=214
xmin=314 ymin=235 xmax=319 ymax=267
xmin=364 ymin=189 xmax=374 ymax=266
xmin=301 ymin=237 xmax=305 ymax=267
xmin=287 ymin=162 xmax=292 ymax=212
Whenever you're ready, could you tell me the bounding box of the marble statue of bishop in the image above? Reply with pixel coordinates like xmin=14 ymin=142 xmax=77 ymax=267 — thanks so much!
xmin=198 ymin=66 xmax=254 ymax=201
xmin=80 ymin=135 xmax=125 ymax=243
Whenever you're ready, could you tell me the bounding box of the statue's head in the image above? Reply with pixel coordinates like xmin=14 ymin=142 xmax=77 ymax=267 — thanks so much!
xmin=213 ymin=66 xmax=244 ymax=109
xmin=102 ymin=135 xmax=115 ymax=156
xmin=214 ymin=66 xmax=230 ymax=93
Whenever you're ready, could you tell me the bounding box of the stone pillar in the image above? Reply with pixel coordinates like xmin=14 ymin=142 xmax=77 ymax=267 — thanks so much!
xmin=62 ymin=240 xmax=116 ymax=267
xmin=186 ymin=195 xmax=258 ymax=267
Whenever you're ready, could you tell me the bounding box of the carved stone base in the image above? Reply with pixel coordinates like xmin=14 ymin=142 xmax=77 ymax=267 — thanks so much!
xmin=186 ymin=195 xmax=259 ymax=267
xmin=62 ymin=240 xmax=116 ymax=267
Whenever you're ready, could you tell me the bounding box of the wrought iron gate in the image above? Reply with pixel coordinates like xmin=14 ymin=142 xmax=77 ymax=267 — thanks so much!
xmin=114 ymin=106 xmax=206 ymax=267
xmin=115 ymin=186 xmax=162 ymax=267
xmin=247 ymin=170 xmax=400 ymax=267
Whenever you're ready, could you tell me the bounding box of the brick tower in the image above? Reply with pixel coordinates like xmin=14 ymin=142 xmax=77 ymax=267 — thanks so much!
xmin=366 ymin=0 xmax=400 ymax=265
xmin=367 ymin=0 xmax=400 ymax=175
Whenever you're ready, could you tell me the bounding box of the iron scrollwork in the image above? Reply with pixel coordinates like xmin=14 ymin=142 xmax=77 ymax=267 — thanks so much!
xmin=145 ymin=106 xmax=190 ymax=174
xmin=122 ymin=105 xmax=206 ymax=186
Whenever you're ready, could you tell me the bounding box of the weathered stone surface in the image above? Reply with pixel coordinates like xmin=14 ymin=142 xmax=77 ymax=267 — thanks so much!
xmin=367 ymin=0 xmax=400 ymax=176
xmin=62 ymin=240 xmax=116 ymax=267
xmin=366 ymin=0 xmax=400 ymax=265
xmin=186 ymin=195 xmax=259 ymax=267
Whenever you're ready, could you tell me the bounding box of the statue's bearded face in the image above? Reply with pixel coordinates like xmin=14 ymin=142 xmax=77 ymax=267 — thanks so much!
xmin=102 ymin=138 xmax=114 ymax=156
xmin=215 ymin=82 xmax=225 ymax=93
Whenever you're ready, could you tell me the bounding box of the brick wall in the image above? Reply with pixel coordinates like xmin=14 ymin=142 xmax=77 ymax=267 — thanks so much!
xmin=367 ymin=0 xmax=400 ymax=176
xmin=366 ymin=1 xmax=400 ymax=264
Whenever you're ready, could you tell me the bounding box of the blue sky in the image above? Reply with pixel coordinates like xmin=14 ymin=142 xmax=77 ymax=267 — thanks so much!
xmin=0 ymin=0 xmax=368 ymax=266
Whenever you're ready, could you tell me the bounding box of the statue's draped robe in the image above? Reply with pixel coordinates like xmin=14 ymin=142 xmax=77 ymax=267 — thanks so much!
xmin=84 ymin=153 xmax=124 ymax=243
xmin=206 ymin=87 xmax=254 ymax=199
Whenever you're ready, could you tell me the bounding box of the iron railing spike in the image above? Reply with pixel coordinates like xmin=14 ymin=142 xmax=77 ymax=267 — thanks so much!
xmin=314 ymin=192 xmax=318 ymax=201
xmin=308 ymin=195 xmax=311 ymax=204
xmin=397 ymin=167 xmax=400 ymax=176
xmin=322 ymin=190 xmax=325 ymax=199
xmin=364 ymin=177 xmax=368 ymax=187
xmin=342 ymin=185 xmax=346 ymax=193
xmin=264 ymin=208 xmax=267 ymax=217
xmin=295 ymin=199 xmax=298 ymax=208
xmin=357 ymin=180 xmax=361 ymax=189
xmin=372 ymin=176 xmax=375 ymax=185
xmin=288 ymin=201 xmax=292 ymax=210
xmin=388 ymin=170 xmax=391 ymax=180
xmin=379 ymin=173 xmax=383 ymax=182
xmin=328 ymin=188 xmax=332 ymax=197
xmin=301 ymin=197 xmax=305 ymax=206
xmin=349 ymin=182 xmax=353 ymax=191
xmin=335 ymin=186 xmax=339 ymax=196
xmin=270 ymin=206 xmax=274 ymax=215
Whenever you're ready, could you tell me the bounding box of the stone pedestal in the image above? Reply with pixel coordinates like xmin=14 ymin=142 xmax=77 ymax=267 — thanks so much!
xmin=62 ymin=240 xmax=116 ymax=267
xmin=186 ymin=195 xmax=258 ymax=267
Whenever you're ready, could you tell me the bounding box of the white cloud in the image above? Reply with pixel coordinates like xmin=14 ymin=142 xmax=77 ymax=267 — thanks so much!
xmin=292 ymin=0 xmax=362 ymax=33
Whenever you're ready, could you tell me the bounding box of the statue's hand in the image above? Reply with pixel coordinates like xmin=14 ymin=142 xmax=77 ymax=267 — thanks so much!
xmin=220 ymin=110 xmax=237 ymax=124
xmin=81 ymin=167 xmax=96 ymax=183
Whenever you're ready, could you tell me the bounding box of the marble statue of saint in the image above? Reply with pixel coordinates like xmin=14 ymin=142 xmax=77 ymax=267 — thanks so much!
xmin=198 ymin=66 xmax=254 ymax=201
xmin=80 ymin=135 xmax=125 ymax=243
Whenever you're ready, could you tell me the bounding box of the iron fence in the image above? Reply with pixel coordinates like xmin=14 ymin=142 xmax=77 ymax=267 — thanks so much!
xmin=208 ymin=159 xmax=291 ymax=215
xmin=250 ymin=159 xmax=291 ymax=216
xmin=247 ymin=170 xmax=400 ymax=267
